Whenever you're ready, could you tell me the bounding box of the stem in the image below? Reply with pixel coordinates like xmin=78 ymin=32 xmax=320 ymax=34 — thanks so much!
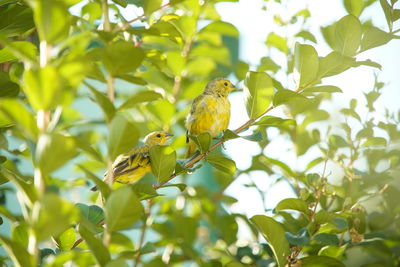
xmin=106 ymin=75 xmax=115 ymax=103
xmin=103 ymin=229 xmax=111 ymax=247
xmin=102 ymin=0 xmax=111 ymax=32
xmin=134 ymin=200 xmax=153 ymax=267
xmin=115 ymin=2 xmax=172 ymax=32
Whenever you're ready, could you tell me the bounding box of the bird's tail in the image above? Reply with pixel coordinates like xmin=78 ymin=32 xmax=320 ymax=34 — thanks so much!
xmin=185 ymin=139 xmax=197 ymax=158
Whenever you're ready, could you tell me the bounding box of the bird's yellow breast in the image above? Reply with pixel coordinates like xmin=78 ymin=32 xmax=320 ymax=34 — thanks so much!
xmin=187 ymin=94 xmax=230 ymax=137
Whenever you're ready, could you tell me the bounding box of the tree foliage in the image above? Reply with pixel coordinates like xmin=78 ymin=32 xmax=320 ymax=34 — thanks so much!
xmin=0 ymin=0 xmax=399 ymax=266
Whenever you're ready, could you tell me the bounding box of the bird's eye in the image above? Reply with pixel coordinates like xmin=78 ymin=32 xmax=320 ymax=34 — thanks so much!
xmin=224 ymin=82 xmax=228 ymax=86
xmin=156 ymin=134 xmax=161 ymax=138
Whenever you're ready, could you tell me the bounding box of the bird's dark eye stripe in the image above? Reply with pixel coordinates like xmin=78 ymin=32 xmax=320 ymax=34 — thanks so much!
xmin=156 ymin=134 xmax=161 ymax=137
xmin=224 ymin=82 xmax=228 ymax=86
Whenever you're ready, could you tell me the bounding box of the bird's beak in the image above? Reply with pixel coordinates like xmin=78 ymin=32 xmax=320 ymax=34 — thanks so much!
xmin=229 ymin=84 xmax=236 ymax=93
xmin=166 ymin=133 xmax=174 ymax=138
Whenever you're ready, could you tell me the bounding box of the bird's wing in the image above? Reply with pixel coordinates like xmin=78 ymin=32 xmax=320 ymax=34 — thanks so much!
xmin=111 ymin=146 xmax=150 ymax=180
xmin=186 ymin=94 xmax=206 ymax=143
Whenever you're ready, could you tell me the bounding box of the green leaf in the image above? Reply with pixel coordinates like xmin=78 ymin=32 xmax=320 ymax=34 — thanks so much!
xmin=334 ymin=15 xmax=362 ymax=56
xmin=223 ymin=129 xmax=240 ymax=141
xmin=314 ymin=233 xmax=339 ymax=246
xmin=55 ymin=227 xmax=76 ymax=251
xmin=273 ymin=89 xmax=308 ymax=107
xmin=0 ymin=235 xmax=34 ymax=267
xmin=299 ymin=256 xmax=345 ymax=267
xmin=250 ymin=215 xmax=289 ymax=267
xmin=276 ymin=198 xmax=310 ymax=215
xmin=86 ymin=83 xmax=115 ymax=122
xmin=112 ymin=0 xmax=127 ymax=7
xmin=294 ymin=42 xmax=319 ymax=88
xmin=30 ymin=0 xmax=72 ymax=43
xmin=105 ymin=186 xmax=143 ymax=232
xmin=318 ymin=245 xmax=347 ymax=258
xmin=255 ymin=116 xmax=296 ymax=127
xmin=241 ymin=131 xmax=263 ymax=142
xmin=131 ymin=184 xmax=159 ymax=200
xmin=34 ymin=193 xmax=80 ymax=241
xmin=361 ymin=137 xmax=387 ymax=147
xmin=78 ymin=223 xmax=111 ymax=266
xmin=201 ymin=21 xmax=239 ymax=37
xmin=76 ymin=203 xmax=104 ymax=225
xmin=317 ymin=52 xmax=354 ymax=78
xmin=119 ymin=91 xmax=162 ymax=110
xmin=243 ymin=71 xmax=274 ymax=119
xmin=380 ymin=0 xmax=393 ymax=31
xmin=107 ymin=114 xmax=140 ymax=161
xmin=0 ymin=4 xmax=34 ymax=37
xmin=265 ymin=32 xmax=288 ymax=53
xmin=285 ymin=230 xmax=309 ymax=246
xmin=23 ymin=66 xmax=65 ymax=111
xmin=0 ymin=168 xmax=37 ymax=206
xmin=78 ymin=165 xmax=111 ymax=199
xmin=302 ymin=86 xmax=342 ymax=94
xmin=0 ymin=71 xmax=19 ymax=98
xmin=206 ymin=156 xmax=236 ymax=174
xmin=189 ymin=132 xmax=211 ymax=154
xmin=0 ymin=41 xmax=37 ymax=64
xmin=166 ymin=51 xmax=185 ymax=76
xmin=36 ymin=133 xmax=78 ymax=175
xmin=344 ymin=0 xmax=365 ymax=17
xmin=295 ymin=30 xmax=317 ymax=43
xmin=102 ymin=42 xmax=145 ymax=76
xmin=144 ymin=0 xmax=162 ymax=16
xmin=11 ymin=223 xmax=29 ymax=248
xmin=149 ymin=145 xmax=176 ymax=183
xmin=360 ymin=26 xmax=393 ymax=52
xmin=158 ymin=183 xmax=187 ymax=192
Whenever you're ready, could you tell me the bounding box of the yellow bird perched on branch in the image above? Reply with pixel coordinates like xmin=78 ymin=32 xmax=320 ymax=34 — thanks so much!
xmin=91 ymin=131 xmax=173 ymax=191
xmin=185 ymin=78 xmax=236 ymax=157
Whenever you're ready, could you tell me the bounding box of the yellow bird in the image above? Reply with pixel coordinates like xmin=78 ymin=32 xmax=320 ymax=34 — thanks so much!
xmin=185 ymin=78 xmax=236 ymax=157
xmin=91 ymin=131 xmax=173 ymax=191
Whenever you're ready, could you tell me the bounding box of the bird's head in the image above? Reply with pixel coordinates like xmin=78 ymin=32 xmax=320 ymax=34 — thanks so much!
xmin=143 ymin=131 xmax=174 ymax=146
xmin=204 ymin=78 xmax=236 ymax=97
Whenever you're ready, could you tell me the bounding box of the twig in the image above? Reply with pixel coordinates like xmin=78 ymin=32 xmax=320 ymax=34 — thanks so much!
xmin=134 ymin=200 xmax=153 ymax=267
xmin=114 ymin=2 xmax=172 ymax=32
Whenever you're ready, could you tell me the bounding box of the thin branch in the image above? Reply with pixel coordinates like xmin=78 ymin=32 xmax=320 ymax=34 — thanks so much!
xmin=114 ymin=2 xmax=172 ymax=32
xmin=134 ymin=200 xmax=153 ymax=267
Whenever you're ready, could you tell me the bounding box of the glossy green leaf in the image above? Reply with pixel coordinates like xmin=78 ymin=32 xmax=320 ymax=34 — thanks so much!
xmin=76 ymin=203 xmax=104 ymax=225
xmin=276 ymin=198 xmax=310 ymax=215
xmin=189 ymin=132 xmax=211 ymax=154
xmin=0 ymin=235 xmax=34 ymax=267
xmin=200 ymin=21 xmax=239 ymax=37
xmin=148 ymin=99 xmax=175 ymax=125
xmin=314 ymin=233 xmax=339 ymax=246
xmin=334 ymin=15 xmax=362 ymax=56
xmin=112 ymin=0 xmax=127 ymax=7
xmin=119 ymin=91 xmax=162 ymax=110
xmin=11 ymin=224 xmax=29 ymax=248
xmin=34 ymin=193 xmax=80 ymax=241
xmin=299 ymin=256 xmax=345 ymax=267
xmin=251 ymin=215 xmax=289 ymax=267
xmin=285 ymin=230 xmax=309 ymax=246
xmin=158 ymin=183 xmax=187 ymax=192
xmin=318 ymin=245 xmax=347 ymax=258
xmin=86 ymin=83 xmax=115 ymax=122
xmin=149 ymin=145 xmax=176 ymax=183
xmin=243 ymin=71 xmax=274 ymax=119
xmin=105 ymin=186 xmax=143 ymax=232
xmin=55 ymin=227 xmax=76 ymax=251
xmin=206 ymin=156 xmax=236 ymax=174
xmin=36 ymin=133 xmax=78 ymax=175
xmin=295 ymin=30 xmax=317 ymax=43
xmin=0 ymin=72 xmax=19 ymax=98
xmin=131 ymin=184 xmax=160 ymax=200
xmin=107 ymin=114 xmax=140 ymax=161
xmin=223 ymin=129 xmax=240 ymax=141
xmin=361 ymin=137 xmax=387 ymax=147
xmin=294 ymin=43 xmax=319 ymax=88
xmin=102 ymin=42 xmax=145 ymax=76
xmin=78 ymin=223 xmax=111 ymax=266
xmin=273 ymin=89 xmax=308 ymax=107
